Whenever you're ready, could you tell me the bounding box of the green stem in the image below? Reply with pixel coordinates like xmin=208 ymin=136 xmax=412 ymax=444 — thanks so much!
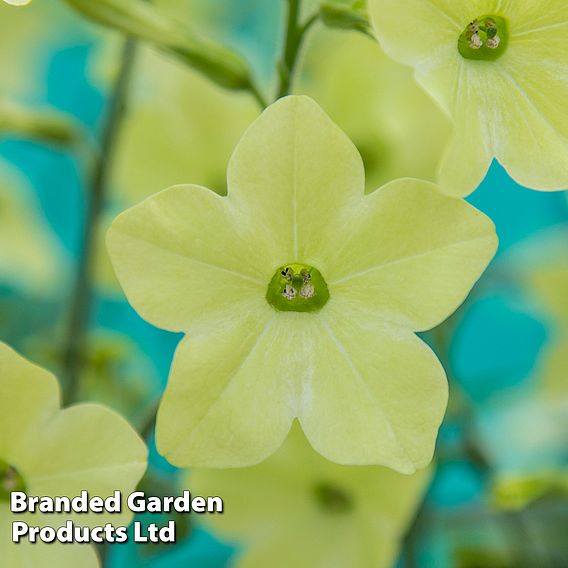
xmin=276 ymin=0 xmax=318 ymax=100
xmin=249 ymin=82 xmax=269 ymax=109
xmin=61 ymin=38 xmax=138 ymax=405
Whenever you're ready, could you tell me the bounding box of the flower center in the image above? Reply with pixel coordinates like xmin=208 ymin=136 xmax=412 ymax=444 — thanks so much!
xmin=266 ymin=263 xmax=330 ymax=313
xmin=0 ymin=459 xmax=26 ymax=502
xmin=458 ymin=15 xmax=508 ymax=61
xmin=313 ymin=481 xmax=353 ymax=514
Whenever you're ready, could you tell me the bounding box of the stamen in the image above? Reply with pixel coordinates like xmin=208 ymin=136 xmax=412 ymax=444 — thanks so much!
xmin=266 ymin=263 xmax=330 ymax=313
xmin=468 ymin=20 xmax=480 ymax=34
xmin=300 ymin=284 xmax=315 ymax=298
xmin=282 ymin=284 xmax=297 ymax=300
xmin=281 ymin=267 xmax=294 ymax=282
xmin=458 ymin=14 xmax=508 ymax=61
xmin=486 ymin=36 xmax=500 ymax=49
xmin=469 ymin=33 xmax=482 ymax=49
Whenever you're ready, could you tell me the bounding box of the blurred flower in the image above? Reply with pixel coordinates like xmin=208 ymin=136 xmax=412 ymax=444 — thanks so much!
xmin=2 ymin=0 xmax=31 ymax=5
xmin=189 ymin=424 xmax=431 ymax=568
xmin=113 ymin=46 xmax=259 ymax=202
xmin=370 ymin=0 xmax=568 ymax=196
xmin=0 ymin=342 xmax=147 ymax=567
xmin=24 ymin=329 xmax=161 ymax=429
xmin=0 ymin=160 xmax=68 ymax=296
xmin=299 ymin=28 xmax=451 ymax=192
xmin=107 ymin=96 xmax=496 ymax=471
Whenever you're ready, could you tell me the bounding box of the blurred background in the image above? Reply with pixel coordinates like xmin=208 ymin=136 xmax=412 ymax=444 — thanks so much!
xmin=1 ymin=0 xmax=567 ymax=566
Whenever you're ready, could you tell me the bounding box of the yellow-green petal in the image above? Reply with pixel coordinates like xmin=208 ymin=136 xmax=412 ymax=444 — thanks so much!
xmin=107 ymin=185 xmax=270 ymax=332
xmin=157 ymin=307 xmax=297 ymax=467
xmin=299 ymin=301 xmax=447 ymax=472
xmin=325 ymin=179 xmax=497 ymax=331
xmin=0 ymin=506 xmax=99 ymax=568
xmin=227 ymin=95 xmax=364 ymax=263
xmin=22 ymin=403 xmax=147 ymax=526
xmin=0 ymin=343 xmax=59 ymax=462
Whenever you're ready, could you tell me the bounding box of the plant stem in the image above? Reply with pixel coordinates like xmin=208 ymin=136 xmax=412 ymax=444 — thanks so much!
xmin=276 ymin=0 xmax=318 ymax=100
xmin=61 ymin=38 xmax=138 ymax=405
xmin=249 ymin=82 xmax=269 ymax=109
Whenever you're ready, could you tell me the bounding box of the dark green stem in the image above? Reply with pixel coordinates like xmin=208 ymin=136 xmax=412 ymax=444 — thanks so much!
xmin=249 ymin=82 xmax=269 ymax=109
xmin=61 ymin=38 xmax=138 ymax=405
xmin=276 ymin=0 xmax=318 ymax=100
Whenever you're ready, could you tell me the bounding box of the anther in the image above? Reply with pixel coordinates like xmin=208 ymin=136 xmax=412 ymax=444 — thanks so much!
xmin=469 ymin=33 xmax=482 ymax=49
xmin=486 ymin=36 xmax=500 ymax=49
xmin=282 ymin=284 xmax=297 ymax=300
xmin=468 ymin=20 xmax=480 ymax=34
xmin=281 ymin=267 xmax=294 ymax=282
xmin=300 ymin=284 xmax=315 ymax=299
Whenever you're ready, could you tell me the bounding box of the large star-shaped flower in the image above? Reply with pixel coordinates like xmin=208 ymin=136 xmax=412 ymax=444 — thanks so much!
xmin=370 ymin=0 xmax=568 ymax=196
xmin=189 ymin=424 xmax=431 ymax=567
xmin=0 ymin=343 xmax=147 ymax=567
xmin=108 ymin=95 xmax=497 ymax=472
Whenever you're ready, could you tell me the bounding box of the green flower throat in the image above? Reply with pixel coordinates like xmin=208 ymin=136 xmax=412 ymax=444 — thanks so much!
xmin=0 ymin=459 xmax=26 ymax=502
xmin=458 ymin=15 xmax=508 ymax=61
xmin=266 ymin=263 xmax=330 ymax=313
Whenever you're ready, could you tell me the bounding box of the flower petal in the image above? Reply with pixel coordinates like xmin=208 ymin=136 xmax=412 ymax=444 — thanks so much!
xmin=0 ymin=344 xmax=147 ymax=528
xmin=298 ymin=302 xmax=448 ymax=473
xmin=0 ymin=506 xmax=99 ymax=568
xmin=23 ymin=404 xmax=147 ymax=527
xmin=325 ymin=179 xmax=497 ymax=331
xmin=107 ymin=185 xmax=270 ymax=332
xmin=227 ymin=95 xmax=365 ymax=263
xmin=0 ymin=343 xmax=59 ymax=462
xmin=156 ymin=305 xmax=298 ymax=467
xmin=495 ymin=22 xmax=568 ymax=190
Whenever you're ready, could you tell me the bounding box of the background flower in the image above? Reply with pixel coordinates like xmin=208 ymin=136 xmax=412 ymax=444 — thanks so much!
xmin=189 ymin=423 xmax=432 ymax=568
xmin=0 ymin=342 xmax=148 ymax=567
xmin=370 ymin=0 xmax=568 ymax=197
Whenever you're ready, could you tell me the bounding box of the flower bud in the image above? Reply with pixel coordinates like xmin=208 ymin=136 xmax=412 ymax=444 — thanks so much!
xmin=0 ymin=100 xmax=82 ymax=146
xmin=320 ymin=2 xmax=371 ymax=36
xmin=65 ymin=0 xmax=253 ymax=91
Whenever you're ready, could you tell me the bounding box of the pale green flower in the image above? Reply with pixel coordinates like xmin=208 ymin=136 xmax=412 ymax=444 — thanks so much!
xmin=24 ymin=329 xmax=160 ymax=429
xmin=298 ymin=28 xmax=451 ymax=191
xmin=108 ymin=95 xmax=497 ymax=472
xmin=113 ymin=46 xmax=259 ymax=203
xmin=370 ymin=0 xmax=568 ymax=196
xmin=0 ymin=343 xmax=148 ymax=567
xmin=190 ymin=424 xmax=431 ymax=568
xmin=0 ymin=161 xmax=68 ymax=295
